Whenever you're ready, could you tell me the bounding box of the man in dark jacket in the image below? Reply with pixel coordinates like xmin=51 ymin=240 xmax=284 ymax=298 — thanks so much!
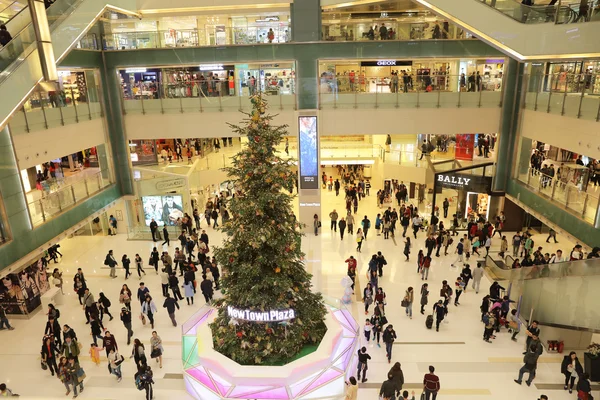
xmin=356 ymin=347 xmax=371 ymax=383
xmin=514 ymin=344 xmax=540 ymax=386
xmin=162 ymin=226 xmax=169 ymax=246
xmin=200 ymin=230 xmax=209 ymax=245
xmin=425 ymin=235 xmax=436 ymax=257
xmin=379 ymin=373 xmax=396 ymax=400
xmin=162 ymin=293 xmax=180 ymax=327
xmin=433 ymin=300 xmax=446 ymax=332
xmin=45 ymin=317 xmax=62 ymax=347
xmin=105 ymin=250 xmax=118 ymax=278
xmin=0 ymin=25 xmax=12 ymax=46
xmin=149 ymin=219 xmax=158 ymax=242
xmin=200 ymin=276 xmax=214 ymax=304
xmin=168 ymin=273 xmax=183 ymax=300
xmin=382 ymin=325 xmax=397 ymax=363
xmin=120 ymin=307 xmax=133 ymax=345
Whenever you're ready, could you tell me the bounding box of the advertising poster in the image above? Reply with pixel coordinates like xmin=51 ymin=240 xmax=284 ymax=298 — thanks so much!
xmin=0 ymin=258 xmax=49 ymax=315
xmin=298 ymin=116 xmax=318 ymax=189
xmin=142 ymin=195 xmax=184 ymax=226
xmin=455 ymin=134 xmax=474 ymax=161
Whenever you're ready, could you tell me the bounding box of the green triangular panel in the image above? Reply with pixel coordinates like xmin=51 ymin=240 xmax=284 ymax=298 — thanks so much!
xmin=183 ymin=336 xmax=200 ymax=369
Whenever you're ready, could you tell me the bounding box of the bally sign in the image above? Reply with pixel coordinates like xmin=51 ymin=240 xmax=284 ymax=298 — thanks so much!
xmin=437 ymin=174 xmax=471 ymax=187
xmin=435 ymin=172 xmax=492 ymax=192
xmin=227 ymin=306 xmax=296 ymax=322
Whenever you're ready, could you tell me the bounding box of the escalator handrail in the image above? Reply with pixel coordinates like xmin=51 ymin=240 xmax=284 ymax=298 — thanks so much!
xmin=478 ymin=0 xmax=580 ymax=24
xmin=0 ymin=1 xmax=25 ymax=21
xmin=0 ymin=0 xmax=85 ymax=86
xmin=489 ymin=254 xmax=600 ymax=281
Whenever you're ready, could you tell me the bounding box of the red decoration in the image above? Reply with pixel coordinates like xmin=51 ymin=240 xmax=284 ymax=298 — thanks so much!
xmin=254 ymin=136 xmax=260 ymax=142
xmin=229 ymin=257 xmax=234 ymax=263
xmin=266 ymin=328 xmax=273 ymax=334
xmin=236 ymin=331 xmax=243 ymax=339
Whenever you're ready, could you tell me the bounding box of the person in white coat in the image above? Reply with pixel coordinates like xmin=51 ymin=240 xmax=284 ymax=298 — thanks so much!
xmin=141 ymin=296 xmax=158 ymax=329
xmin=472 ymin=262 xmax=485 ymax=293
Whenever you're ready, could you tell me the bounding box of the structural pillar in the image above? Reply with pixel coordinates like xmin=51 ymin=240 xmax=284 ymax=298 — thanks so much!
xmin=28 ymin=0 xmax=57 ymax=82
xmin=493 ymin=57 xmax=524 ymax=192
xmin=291 ymin=0 xmax=321 ymax=42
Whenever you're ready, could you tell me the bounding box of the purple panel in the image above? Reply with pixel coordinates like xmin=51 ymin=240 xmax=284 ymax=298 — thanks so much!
xmin=331 ymin=337 xmax=354 ymax=362
xmin=208 ymin=370 xmax=232 ymax=397
xmin=299 ymin=368 xmax=343 ymax=397
xmin=229 ymin=385 xmax=276 ymax=398
xmin=290 ymin=373 xmax=319 ymax=399
xmin=185 ymin=376 xmax=201 ymax=399
xmin=187 ymin=366 xmax=218 ymax=394
xmin=341 ymin=324 xmax=356 ymax=338
xmin=250 ymin=386 xmax=290 ymax=399
xmin=185 ymin=309 xmax=214 ymax=335
xmin=341 ymin=309 xmax=359 ymax=332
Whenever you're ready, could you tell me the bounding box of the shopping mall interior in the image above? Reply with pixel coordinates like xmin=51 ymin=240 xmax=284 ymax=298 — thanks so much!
xmin=0 ymin=0 xmax=599 ymax=399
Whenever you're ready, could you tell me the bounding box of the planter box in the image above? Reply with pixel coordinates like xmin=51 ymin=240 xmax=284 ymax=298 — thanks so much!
xmin=181 ymin=297 xmax=359 ymax=400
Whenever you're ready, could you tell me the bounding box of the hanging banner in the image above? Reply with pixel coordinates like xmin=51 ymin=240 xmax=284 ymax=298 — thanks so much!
xmin=455 ymin=134 xmax=474 ymax=161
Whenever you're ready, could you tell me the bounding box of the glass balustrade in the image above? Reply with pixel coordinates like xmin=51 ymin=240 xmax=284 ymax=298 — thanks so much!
xmin=516 ymin=166 xmax=599 ymax=225
xmin=523 ymin=72 xmax=600 ymax=122
xmin=319 ymin=74 xmax=503 ymax=109
xmin=478 ymin=0 xmax=592 ymax=24
xmin=10 ymin=83 xmax=103 ymax=135
xmin=27 ymin=169 xmax=112 ymax=227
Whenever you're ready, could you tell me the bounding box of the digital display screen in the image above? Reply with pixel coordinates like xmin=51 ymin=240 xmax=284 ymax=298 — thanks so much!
xmin=298 ymin=116 xmax=318 ymax=189
xmin=142 ymin=195 xmax=184 ymax=226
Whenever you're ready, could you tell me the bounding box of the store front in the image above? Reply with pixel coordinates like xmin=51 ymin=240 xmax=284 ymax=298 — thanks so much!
xmin=458 ymin=59 xmax=504 ymax=92
xmin=0 ymin=255 xmax=50 ymax=316
xmin=235 ymin=63 xmax=295 ymax=96
xmin=541 ymin=60 xmax=600 ymax=94
xmin=432 ymin=166 xmax=493 ymax=222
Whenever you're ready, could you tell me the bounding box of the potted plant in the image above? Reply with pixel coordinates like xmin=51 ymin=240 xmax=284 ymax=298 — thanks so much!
xmin=584 ymin=343 xmax=600 ymax=381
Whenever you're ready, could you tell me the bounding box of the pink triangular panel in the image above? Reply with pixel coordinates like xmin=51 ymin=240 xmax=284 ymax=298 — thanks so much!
xmin=208 ymin=370 xmax=232 ymax=397
xmin=187 ymin=366 xmax=218 ymax=394
xmin=341 ymin=309 xmax=359 ymax=332
xmin=185 ymin=309 xmax=214 ymax=335
xmin=229 ymin=385 xmax=276 ymax=398
xmin=299 ymin=368 xmax=343 ymax=396
xmin=250 ymin=386 xmax=290 ymax=399
xmin=332 ymin=337 xmax=355 ymax=362
xmin=290 ymin=372 xmax=320 ymax=399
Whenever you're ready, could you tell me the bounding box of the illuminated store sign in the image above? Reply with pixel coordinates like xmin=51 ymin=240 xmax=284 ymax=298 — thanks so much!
xmin=227 ymin=306 xmax=296 ymax=322
xmin=125 ymin=68 xmax=147 ymax=73
xmin=298 ymin=116 xmax=319 ymax=189
xmin=435 ymin=173 xmax=492 ymax=192
xmin=255 ymin=16 xmax=279 ymax=22
xmin=200 ymin=64 xmax=224 ymax=71
xmin=360 ymin=60 xmax=412 ymax=67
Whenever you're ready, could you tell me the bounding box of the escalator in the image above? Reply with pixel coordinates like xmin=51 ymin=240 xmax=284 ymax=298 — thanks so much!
xmin=415 ymin=0 xmax=600 ymax=60
xmin=0 ymin=0 xmax=137 ymax=129
xmin=485 ymin=254 xmax=600 ymax=330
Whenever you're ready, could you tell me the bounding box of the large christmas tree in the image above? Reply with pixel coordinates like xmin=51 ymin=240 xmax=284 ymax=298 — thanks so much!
xmin=210 ymin=95 xmax=327 ymax=365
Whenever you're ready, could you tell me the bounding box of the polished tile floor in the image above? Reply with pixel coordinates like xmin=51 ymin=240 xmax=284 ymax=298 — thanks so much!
xmin=0 ymin=173 xmax=580 ymax=400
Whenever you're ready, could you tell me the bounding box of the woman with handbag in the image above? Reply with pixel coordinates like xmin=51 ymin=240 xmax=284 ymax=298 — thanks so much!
xmin=356 ymin=228 xmax=364 ymax=252
xmin=141 ymin=296 xmax=158 ymax=329
xmin=41 ymin=336 xmax=59 ymax=376
xmin=150 ymin=331 xmax=163 ymax=369
xmin=66 ymin=356 xmax=85 ymax=397
xmin=108 ymin=349 xmax=123 ymax=381
xmin=150 ymin=247 xmax=160 ymax=274
xmin=57 ymin=357 xmax=72 ymax=395
xmin=403 ymin=287 xmax=414 ymax=318
xmin=119 ymin=284 xmax=132 ymax=311
xmin=52 ymin=268 xmax=64 ymax=294
xmin=131 ymin=338 xmax=147 ymax=368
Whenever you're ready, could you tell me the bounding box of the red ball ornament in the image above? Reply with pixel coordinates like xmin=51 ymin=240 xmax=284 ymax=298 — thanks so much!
xmin=229 ymin=257 xmax=234 ymax=263
xmin=302 ymin=331 xmax=309 ymax=338
xmin=254 ymin=136 xmax=260 ymax=142
xmin=236 ymin=331 xmax=243 ymax=339
xmin=266 ymin=328 xmax=273 ymax=334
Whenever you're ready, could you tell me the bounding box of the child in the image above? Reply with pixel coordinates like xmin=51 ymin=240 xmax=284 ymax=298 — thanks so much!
xmin=90 ymin=343 xmax=103 ymax=365
xmin=363 ymin=319 xmax=372 ymax=342
xmin=483 ymin=312 xmax=495 ymax=343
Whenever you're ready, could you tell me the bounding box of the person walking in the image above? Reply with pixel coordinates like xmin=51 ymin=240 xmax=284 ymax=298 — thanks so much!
xmin=200 ymin=275 xmax=214 ymax=304
xmin=442 ymin=198 xmax=449 ymax=218
xmin=82 ymin=288 xmax=95 ymax=324
xmin=561 ymin=351 xmax=583 ymax=393
xmin=169 ymin=273 xmax=184 ymax=300
xmin=136 ymin=365 xmax=155 ymax=400
xmin=141 ymin=296 xmax=158 ymax=329
xmin=329 ymin=209 xmax=338 ymax=232
xmin=107 ymin=349 xmax=123 ymax=382
xmin=388 ymin=362 xmax=405 ymax=398
xmin=472 ymin=262 xmax=484 ymax=293
xmin=162 ymin=226 xmax=170 ymax=246
xmin=120 ymin=307 xmax=133 ymax=345
xmin=451 ymin=238 xmax=465 ymax=268
xmin=313 ymin=214 xmax=320 ymax=236
xmin=403 ymin=237 xmax=411 ymax=261
xmin=149 ymin=247 xmax=160 ymax=274
xmin=98 ymin=292 xmax=113 ymax=321
xmin=432 ymin=300 xmax=446 ymax=332
xmin=379 ymin=373 xmax=397 ymax=400
xmin=382 ymin=325 xmax=397 ymax=363
xmin=41 ymin=336 xmax=59 ymax=376
xmin=483 ymin=311 xmax=495 ymax=343
xmin=362 ymin=283 xmax=373 ymax=315
xmin=356 ymin=347 xmax=371 ymax=383
xmin=514 ymin=344 xmax=541 ymax=386
xmin=403 ymin=287 xmax=414 ymax=318
xmin=134 ymin=254 xmax=146 ymax=279
xmin=121 ymin=255 xmax=131 ymax=279
xmin=137 ymin=282 xmax=150 ymax=306
xmin=163 ymin=293 xmax=180 ymax=326
xmin=150 ymin=331 xmax=163 ymax=369
xmin=66 ymin=356 xmax=85 ymax=398
xmin=150 ymin=219 xmax=158 ymax=242
xmin=105 ymin=250 xmax=118 ymax=278
xmin=576 ymin=373 xmax=592 ymax=400
xmin=347 ymin=213 xmax=354 ymax=235
xmin=421 ymin=255 xmax=431 ymax=280
xmin=423 ymin=366 xmax=440 ymax=400
xmin=546 ymin=228 xmax=558 ymax=243
xmin=63 ymin=336 xmax=81 ymax=362
xmin=119 ymin=284 xmax=132 ymax=311
xmin=362 ymin=216 xmax=371 ymax=240
xmin=356 ymin=228 xmax=364 ymax=252
xmin=57 ymin=357 xmax=72 ymax=395
xmin=89 ymin=314 xmax=105 ymax=345
xmin=454 ymin=277 xmax=465 ymax=306
xmin=183 ymin=279 xmax=195 ymax=305
xmin=131 ymin=339 xmax=147 ymax=368
xmin=339 ymin=218 xmax=346 ymax=239
xmin=420 ymin=283 xmax=429 ymax=314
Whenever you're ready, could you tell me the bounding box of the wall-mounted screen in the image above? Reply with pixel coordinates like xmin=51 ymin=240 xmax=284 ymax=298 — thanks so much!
xmin=142 ymin=195 xmax=184 ymax=226
xmin=298 ymin=116 xmax=318 ymax=189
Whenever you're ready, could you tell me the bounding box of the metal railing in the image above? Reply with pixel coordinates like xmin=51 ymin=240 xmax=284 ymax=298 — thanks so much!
xmin=523 ymin=72 xmax=600 ymax=122
xmin=517 ymin=166 xmax=599 ymax=225
xmin=319 ymin=73 xmax=504 ymax=109
xmin=126 ymin=225 xmax=184 ymax=241
xmin=10 ymin=83 xmax=103 ymax=134
xmin=27 ymin=170 xmax=113 ymax=227
xmin=321 ymin=20 xmax=477 ymax=41
xmin=121 ymin=77 xmax=296 ymax=115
